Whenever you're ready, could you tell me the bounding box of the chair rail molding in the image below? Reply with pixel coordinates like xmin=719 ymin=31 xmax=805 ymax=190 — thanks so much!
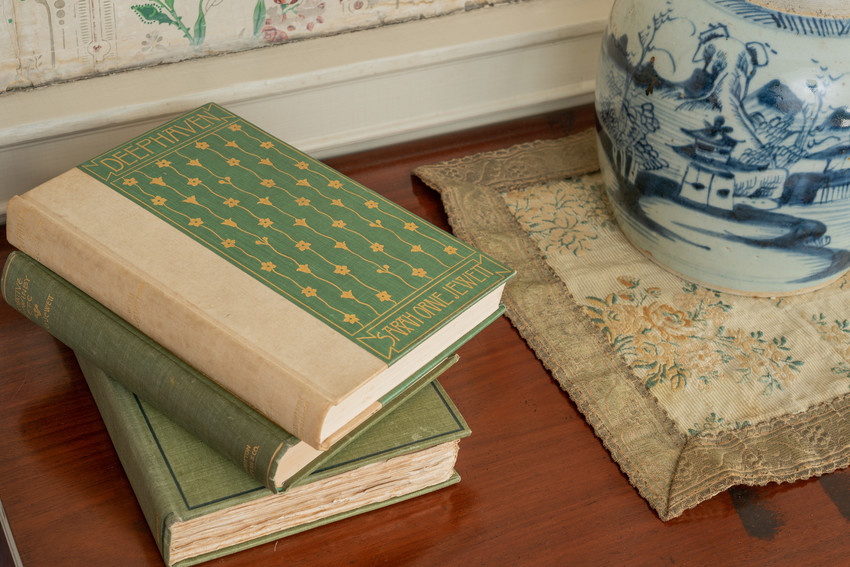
xmin=0 ymin=0 xmax=611 ymax=223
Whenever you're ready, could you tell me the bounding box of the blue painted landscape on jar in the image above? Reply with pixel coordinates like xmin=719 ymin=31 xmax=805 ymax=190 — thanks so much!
xmin=596 ymin=0 xmax=850 ymax=291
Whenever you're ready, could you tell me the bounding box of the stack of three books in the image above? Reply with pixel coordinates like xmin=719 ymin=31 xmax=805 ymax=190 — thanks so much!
xmin=2 ymin=104 xmax=513 ymax=566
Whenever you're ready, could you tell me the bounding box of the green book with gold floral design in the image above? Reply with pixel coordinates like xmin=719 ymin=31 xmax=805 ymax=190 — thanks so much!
xmin=6 ymin=103 xmax=513 ymax=450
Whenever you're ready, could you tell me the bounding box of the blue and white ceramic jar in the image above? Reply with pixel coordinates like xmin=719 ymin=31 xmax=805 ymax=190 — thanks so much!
xmin=595 ymin=0 xmax=850 ymax=296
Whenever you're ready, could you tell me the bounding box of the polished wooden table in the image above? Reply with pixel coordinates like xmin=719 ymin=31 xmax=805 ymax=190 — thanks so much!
xmin=2 ymin=105 xmax=850 ymax=566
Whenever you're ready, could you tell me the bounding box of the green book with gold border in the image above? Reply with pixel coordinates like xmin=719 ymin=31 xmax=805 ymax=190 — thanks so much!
xmin=6 ymin=103 xmax=513 ymax=449
xmin=76 ymin=355 xmax=469 ymax=567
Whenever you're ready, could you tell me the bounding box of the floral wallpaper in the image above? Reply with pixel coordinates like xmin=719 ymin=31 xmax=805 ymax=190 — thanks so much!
xmin=0 ymin=0 xmax=507 ymax=93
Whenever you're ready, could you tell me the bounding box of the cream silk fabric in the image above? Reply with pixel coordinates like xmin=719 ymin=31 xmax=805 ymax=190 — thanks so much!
xmin=415 ymin=130 xmax=850 ymax=520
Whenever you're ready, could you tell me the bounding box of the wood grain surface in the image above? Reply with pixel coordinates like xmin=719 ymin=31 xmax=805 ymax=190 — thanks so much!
xmin=1 ymin=105 xmax=849 ymax=567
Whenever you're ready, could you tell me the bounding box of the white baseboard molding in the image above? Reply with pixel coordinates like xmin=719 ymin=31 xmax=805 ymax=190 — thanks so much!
xmin=0 ymin=0 xmax=610 ymax=224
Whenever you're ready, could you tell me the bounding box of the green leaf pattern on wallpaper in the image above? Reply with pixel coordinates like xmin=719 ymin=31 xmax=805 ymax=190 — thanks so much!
xmin=131 ymin=0 xmax=308 ymax=46
xmin=132 ymin=0 xmax=208 ymax=46
xmin=253 ymin=0 xmax=267 ymax=37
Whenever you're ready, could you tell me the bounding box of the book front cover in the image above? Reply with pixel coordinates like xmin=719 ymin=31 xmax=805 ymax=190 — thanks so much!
xmin=78 ymin=103 xmax=512 ymax=364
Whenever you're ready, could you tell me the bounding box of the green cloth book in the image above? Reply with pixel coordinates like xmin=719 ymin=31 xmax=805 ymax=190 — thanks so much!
xmin=1 ymin=250 xmax=494 ymax=490
xmin=6 ymin=103 xmax=513 ymax=449
xmin=77 ymin=355 xmax=469 ymax=567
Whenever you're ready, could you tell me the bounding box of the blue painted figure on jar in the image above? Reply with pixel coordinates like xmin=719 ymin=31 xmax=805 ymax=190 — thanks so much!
xmin=595 ymin=0 xmax=850 ymax=296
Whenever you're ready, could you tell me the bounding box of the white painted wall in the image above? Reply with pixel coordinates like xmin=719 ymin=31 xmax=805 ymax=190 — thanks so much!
xmin=0 ymin=0 xmax=613 ymax=223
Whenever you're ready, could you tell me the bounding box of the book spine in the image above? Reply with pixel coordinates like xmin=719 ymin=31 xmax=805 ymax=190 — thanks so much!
xmin=1 ymin=251 xmax=301 ymax=490
xmin=5 ymin=188 xmax=333 ymax=447
xmin=75 ymin=355 xmax=180 ymax=566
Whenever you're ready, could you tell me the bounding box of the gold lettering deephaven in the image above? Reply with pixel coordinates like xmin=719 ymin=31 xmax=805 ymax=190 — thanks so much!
xmin=81 ymin=106 xmax=230 ymax=181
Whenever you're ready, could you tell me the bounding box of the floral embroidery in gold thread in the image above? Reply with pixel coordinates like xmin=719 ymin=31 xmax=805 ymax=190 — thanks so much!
xmin=583 ymin=278 xmax=804 ymax=397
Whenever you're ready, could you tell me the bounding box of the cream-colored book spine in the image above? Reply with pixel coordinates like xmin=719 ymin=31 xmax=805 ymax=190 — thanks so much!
xmin=7 ymin=171 xmax=382 ymax=448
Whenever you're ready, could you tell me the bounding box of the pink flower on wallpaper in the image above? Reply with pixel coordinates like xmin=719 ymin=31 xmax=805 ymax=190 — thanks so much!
xmin=262 ymin=19 xmax=289 ymax=43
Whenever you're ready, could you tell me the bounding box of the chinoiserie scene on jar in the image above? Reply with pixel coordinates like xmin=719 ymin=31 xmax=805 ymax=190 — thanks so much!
xmin=596 ymin=0 xmax=850 ymax=296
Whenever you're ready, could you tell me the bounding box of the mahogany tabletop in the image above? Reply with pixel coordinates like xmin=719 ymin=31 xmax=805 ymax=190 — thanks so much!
xmin=2 ymin=104 xmax=849 ymax=566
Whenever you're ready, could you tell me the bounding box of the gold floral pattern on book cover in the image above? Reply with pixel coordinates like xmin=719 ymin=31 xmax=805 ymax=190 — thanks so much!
xmin=78 ymin=104 xmax=511 ymax=362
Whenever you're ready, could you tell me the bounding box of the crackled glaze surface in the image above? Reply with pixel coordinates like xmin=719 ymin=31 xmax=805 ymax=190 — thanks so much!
xmin=596 ymin=0 xmax=850 ymax=295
